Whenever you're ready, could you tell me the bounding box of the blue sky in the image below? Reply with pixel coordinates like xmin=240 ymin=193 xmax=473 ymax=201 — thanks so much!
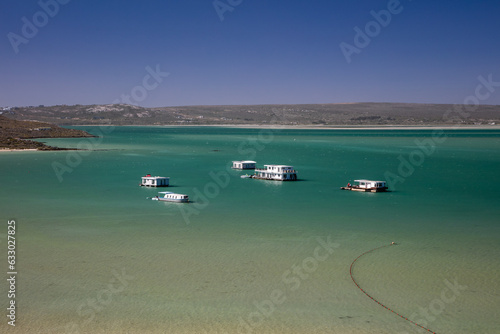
xmin=1 ymin=0 xmax=499 ymax=107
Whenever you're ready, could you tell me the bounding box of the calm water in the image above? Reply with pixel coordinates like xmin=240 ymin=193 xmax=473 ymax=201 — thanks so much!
xmin=1 ymin=127 xmax=499 ymax=333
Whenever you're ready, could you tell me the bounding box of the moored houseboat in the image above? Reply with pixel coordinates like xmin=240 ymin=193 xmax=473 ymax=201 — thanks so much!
xmin=232 ymin=160 xmax=256 ymax=170
xmin=253 ymin=165 xmax=298 ymax=181
xmin=152 ymin=192 xmax=189 ymax=203
xmin=140 ymin=174 xmax=170 ymax=187
xmin=341 ymin=180 xmax=388 ymax=192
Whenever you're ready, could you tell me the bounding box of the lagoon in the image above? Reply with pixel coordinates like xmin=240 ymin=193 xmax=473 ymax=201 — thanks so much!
xmin=0 ymin=127 xmax=499 ymax=333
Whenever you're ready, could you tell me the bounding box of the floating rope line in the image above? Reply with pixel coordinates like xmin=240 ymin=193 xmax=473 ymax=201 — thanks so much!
xmin=349 ymin=242 xmax=438 ymax=334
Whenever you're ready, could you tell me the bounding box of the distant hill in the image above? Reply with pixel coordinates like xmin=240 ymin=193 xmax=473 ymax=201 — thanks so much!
xmin=0 ymin=115 xmax=94 ymax=150
xmin=3 ymin=102 xmax=500 ymax=127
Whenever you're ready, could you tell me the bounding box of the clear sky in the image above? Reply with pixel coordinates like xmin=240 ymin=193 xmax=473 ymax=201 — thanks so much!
xmin=1 ymin=0 xmax=500 ymax=107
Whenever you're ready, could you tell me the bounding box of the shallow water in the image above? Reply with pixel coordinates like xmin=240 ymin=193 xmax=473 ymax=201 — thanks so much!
xmin=0 ymin=127 xmax=499 ymax=333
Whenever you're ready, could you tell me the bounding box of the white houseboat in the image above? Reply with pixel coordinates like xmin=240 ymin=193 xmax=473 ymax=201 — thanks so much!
xmin=341 ymin=180 xmax=388 ymax=192
xmin=253 ymin=165 xmax=298 ymax=181
xmin=152 ymin=192 xmax=189 ymax=203
xmin=140 ymin=174 xmax=170 ymax=187
xmin=232 ymin=160 xmax=256 ymax=170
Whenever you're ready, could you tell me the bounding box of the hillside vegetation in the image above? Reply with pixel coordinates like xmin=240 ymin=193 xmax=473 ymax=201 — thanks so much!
xmin=4 ymin=102 xmax=499 ymax=127
xmin=0 ymin=115 xmax=94 ymax=150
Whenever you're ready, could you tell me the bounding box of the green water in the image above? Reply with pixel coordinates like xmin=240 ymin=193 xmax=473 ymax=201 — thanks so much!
xmin=1 ymin=127 xmax=499 ymax=333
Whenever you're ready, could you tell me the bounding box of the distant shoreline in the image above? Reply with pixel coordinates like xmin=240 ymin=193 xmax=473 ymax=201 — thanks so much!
xmin=72 ymin=124 xmax=500 ymax=130
xmin=0 ymin=147 xmax=80 ymax=153
xmin=8 ymin=102 xmax=500 ymax=128
xmin=165 ymin=124 xmax=500 ymax=130
xmin=0 ymin=148 xmax=39 ymax=153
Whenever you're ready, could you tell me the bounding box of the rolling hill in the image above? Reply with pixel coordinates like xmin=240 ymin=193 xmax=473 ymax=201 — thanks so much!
xmin=3 ymin=102 xmax=499 ymax=127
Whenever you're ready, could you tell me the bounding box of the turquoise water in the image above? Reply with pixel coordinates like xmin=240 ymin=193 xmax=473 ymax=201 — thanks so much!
xmin=1 ymin=127 xmax=499 ymax=333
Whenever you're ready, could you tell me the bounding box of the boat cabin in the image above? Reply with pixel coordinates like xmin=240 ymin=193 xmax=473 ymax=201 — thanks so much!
xmin=156 ymin=192 xmax=189 ymax=203
xmin=254 ymin=165 xmax=297 ymax=181
xmin=141 ymin=174 xmax=170 ymax=187
xmin=355 ymin=180 xmax=387 ymax=189
xmin=341 ymin=179 xmax=388 ymax=192
xmin=232 ymin=160 xmax=256 ymax=170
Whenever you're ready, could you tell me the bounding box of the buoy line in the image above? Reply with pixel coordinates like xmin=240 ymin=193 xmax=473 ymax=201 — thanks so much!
xmin=349 ymin=242 xmax=438 ymax=334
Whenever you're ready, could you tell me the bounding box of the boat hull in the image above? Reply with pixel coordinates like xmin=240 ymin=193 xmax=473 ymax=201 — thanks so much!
xmin=140 ymin=184 xmax=169 ymax=187
xmin=251 ymin=176 xmax=297 ymax=181
xmin=340 ymin=186 xmax=388 ymax=192
xmin=156 ymin=197 xmax=189 ymax=203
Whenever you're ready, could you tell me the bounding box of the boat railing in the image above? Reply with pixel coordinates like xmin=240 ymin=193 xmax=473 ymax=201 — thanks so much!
xmin=254 ymin=168 xmax=296 ymax=173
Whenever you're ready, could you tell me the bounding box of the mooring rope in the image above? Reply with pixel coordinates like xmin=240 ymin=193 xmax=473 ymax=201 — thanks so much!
xmin=349 ymin=243 xmax=438 ymax=334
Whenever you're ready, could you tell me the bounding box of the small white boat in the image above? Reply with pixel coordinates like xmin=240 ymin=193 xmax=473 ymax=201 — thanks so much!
xmin=151 ymin=192 xmax=189 ymax=203
xmin=240 ymin=174 xmax=253 ymax=179
xmin=341 ymin=180 xmax=388 ymax=192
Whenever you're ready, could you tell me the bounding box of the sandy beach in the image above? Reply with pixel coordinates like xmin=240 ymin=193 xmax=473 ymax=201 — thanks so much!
xmin=0 ymin=148 xmax=39 ymax=152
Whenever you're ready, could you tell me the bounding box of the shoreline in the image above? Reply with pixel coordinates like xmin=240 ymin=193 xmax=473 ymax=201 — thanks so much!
xmin=0 ymin=148 xmax=80 ymax=153
xmin=0 ymin=148 xmax=39 ymax=152
xmin=182 ymin=124 xmax=500 ymax=130
xmin=72 ymin=124 xmax=500 ymax=130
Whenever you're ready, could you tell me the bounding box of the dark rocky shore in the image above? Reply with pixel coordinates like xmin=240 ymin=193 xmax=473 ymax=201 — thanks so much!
xmin=0 ymin=115 xmax=94 ymax=150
